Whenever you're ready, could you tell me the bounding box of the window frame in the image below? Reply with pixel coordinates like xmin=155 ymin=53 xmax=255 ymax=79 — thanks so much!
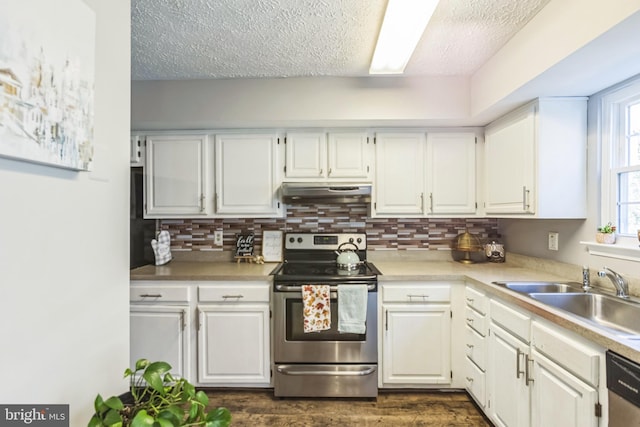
xmin=601 ymin=78 xmax=640 ymax=244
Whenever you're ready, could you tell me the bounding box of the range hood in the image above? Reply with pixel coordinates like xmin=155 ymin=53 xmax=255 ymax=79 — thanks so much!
xmin=281 ymin=183 xmax=372 ymax=204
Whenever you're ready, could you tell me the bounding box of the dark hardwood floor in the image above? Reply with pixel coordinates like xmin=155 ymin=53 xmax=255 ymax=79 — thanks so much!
xmin=205 ymin=389 xmax=492 ymax=426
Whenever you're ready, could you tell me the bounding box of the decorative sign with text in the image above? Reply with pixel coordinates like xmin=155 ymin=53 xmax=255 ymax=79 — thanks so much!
xmin=235 ymin=233 xmax=255 ymax=257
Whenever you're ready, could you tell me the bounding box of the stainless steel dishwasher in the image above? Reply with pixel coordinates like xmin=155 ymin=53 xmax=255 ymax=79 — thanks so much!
xmin=607 ymin=351 xmax=640 ymax=426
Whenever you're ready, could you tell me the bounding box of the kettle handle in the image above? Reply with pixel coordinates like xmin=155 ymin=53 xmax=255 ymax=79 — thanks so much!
xmin=336 ymin=241 xmax=359 ymax=252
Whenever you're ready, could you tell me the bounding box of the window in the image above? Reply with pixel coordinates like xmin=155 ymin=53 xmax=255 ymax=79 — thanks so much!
xmin=602 ymin=78 xmax=640 ymax=238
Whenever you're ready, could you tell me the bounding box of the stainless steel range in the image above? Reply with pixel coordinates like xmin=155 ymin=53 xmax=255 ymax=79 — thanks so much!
xmin=271 ymin=232 xmax=380 ymax=398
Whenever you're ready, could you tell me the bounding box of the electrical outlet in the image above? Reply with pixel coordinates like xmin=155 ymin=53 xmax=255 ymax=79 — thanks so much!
xmin=214 ymin=230 xmax=224 ymax=246
xmin=548 ymin=232 xmax=559 ymax=251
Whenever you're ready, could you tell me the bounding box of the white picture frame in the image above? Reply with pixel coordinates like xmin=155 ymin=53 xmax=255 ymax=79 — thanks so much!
xmin=261 ymin=230 xmax=283 ymax=262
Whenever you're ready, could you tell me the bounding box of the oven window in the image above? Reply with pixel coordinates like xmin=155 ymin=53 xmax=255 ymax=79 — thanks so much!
xmin=285 ymin=298 xmax=365 ymax=341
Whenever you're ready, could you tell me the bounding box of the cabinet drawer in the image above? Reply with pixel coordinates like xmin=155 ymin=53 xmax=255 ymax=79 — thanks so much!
xmin=198 ymin=283 xmax=270 ymax=303
xmin=465 ymin=325 xmax=486 ymax=370
xmin=465 ymin=357 xmax=486 ymax=407
xmin=130 ymin=284 xmax=190 ymax=302
xmin=532 ymin=320 xmax=600 ymax=386
xmin=382 ymin=284 xmax=450 ymax=303
xmin=464 ymin=286 xmax=487 ymax=314
xmin=489 ymin=299 xmax=530 ymax=342
xmin=465 ymin=305 xmax=487 ymax=336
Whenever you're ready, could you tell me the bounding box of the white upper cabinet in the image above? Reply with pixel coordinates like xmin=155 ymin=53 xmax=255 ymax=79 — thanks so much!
xmin=284 ymin=132 xmax=326 ymax=179
xmin=426 ymin=132 xmax=477 ymax=215
xmin=483 ymin=97 xmax=587 ymax=218
xmin=374 ymin=132 xmax=426 ymax=216
xmin=374 ymin=131 xmax=478 ymax=217
xmin=327 ymin=132 xmax=371 ymax=179
xmin=215 ymin=133 xmax=282 ymax=217
xmin=284 ymin=131 xmax=372 ymax=181
xmin=145 ymin=134 xmax=212 ymax=218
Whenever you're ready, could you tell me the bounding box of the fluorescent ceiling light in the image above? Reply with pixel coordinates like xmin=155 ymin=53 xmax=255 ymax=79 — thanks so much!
xmin=369 ymin=0 xmax=440 ymax=75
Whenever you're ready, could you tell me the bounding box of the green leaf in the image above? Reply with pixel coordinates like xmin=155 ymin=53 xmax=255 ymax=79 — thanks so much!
xmin=102 ymin=408 xmax=123 ymax=427
xmin=142 ymin=370 xmax=165 ymax=394
xmin=195 ymin=390 xmax=209 ymax=406
xmin=205 ymin=407 xmax=232 ymax=427
xmin=130 ymin=410 xmax=155 ymax=427
xmin=94 ymin=394 xmax=106 ymax=414
xmin=157 ymin=407 xmax=183 ymax=426
xmin=135 ymin=359 xmax=149 ymax=371
xmin=188 ymin=403 xmax=199 ymax=421
xmin=104 ymin=396 xmax=124 ymax=411
xmin=88 ymin=415 xmax=103 ymax=427
xmin=146 ymin=361 xmax=172 ymax=376
xmin=123 ymin=368 xmax=133 ymax=378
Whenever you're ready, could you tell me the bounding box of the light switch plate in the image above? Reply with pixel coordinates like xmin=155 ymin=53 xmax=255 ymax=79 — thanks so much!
xmin=548 ymin=232 xmax=559 ymax=251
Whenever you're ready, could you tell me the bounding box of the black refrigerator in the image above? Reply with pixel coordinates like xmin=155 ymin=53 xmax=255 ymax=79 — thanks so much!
xmin=130 ymin=167 xmax=156 ymax=269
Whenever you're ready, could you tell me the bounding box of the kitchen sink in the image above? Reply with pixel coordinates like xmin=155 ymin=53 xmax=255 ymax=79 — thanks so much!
xmin=492 ymin=281 xmax=582 ymax=294
xmin=529 ymin=292 xmax=640 ymax=338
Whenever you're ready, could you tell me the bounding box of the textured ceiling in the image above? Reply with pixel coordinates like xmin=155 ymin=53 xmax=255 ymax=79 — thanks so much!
xmin=131 ymin=0 xmax=550 ymax=81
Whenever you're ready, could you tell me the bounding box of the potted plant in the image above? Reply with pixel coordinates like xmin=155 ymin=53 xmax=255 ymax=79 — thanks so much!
xmin=89 ymin=359 xmax=231 ymax=427
xmin=596 ymin=222 xmax=616 ymax=244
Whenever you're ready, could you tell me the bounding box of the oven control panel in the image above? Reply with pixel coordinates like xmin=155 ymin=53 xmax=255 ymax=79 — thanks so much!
xmin=285 ymin=233 xmax=367 ymax=250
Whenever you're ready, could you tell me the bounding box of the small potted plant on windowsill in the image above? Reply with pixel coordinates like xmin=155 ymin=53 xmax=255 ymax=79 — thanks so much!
xmin=596 ymin=222 xmax=616 ymax=244
xmin=89 ymin=359 xmax=231 ymax=427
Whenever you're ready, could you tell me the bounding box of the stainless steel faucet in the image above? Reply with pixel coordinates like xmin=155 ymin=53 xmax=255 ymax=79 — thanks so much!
xmin=598 ymin=267 xmax=629 ymax=299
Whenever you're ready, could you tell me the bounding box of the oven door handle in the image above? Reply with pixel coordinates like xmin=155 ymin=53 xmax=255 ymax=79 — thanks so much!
xmin=275 ymin=284 xmax=376 ymax=292
xmin=276 ymin=365 xmax=376 ymax=376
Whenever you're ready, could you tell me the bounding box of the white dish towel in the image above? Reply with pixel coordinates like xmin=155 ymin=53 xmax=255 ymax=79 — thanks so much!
xmin=338 ymin=284 xmax=368 ymax=334
xmin=151 ymin=230 xmax=172 ymax=266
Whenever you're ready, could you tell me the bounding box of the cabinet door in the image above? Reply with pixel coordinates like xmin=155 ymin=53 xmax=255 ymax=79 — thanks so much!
xmin=145 ymin=134 xmax=209 ymax=217
xmin=197 ymin=304 xmax=270 ymax=385
xmin=130 ymin=305 xmax=190 ymax=380
xmin=426 ymin=132 xmax=476 ymax=215
xmin=487 ymin=322 xmax=530 ymax=427
xmin=215 ymin=133 xmax=281 ymax=216
xmin=382 ymin=303 xmax=451 ymax=385
xmin=484 ymin=105 xmax=535 ymax=214
xmin=530 ymin=350 xmax=599 ymax=427
xmin=374 ymin=133 xmax=425 ymax=216
xmin=327 ymin=132 xmax=371 ymax=179
xmin=285 ymin=132 xmax=326 ymax=178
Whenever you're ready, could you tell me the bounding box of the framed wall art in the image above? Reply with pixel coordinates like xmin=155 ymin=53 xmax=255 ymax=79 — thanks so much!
xmin=0 ymin=0 xmax=96 ymax=171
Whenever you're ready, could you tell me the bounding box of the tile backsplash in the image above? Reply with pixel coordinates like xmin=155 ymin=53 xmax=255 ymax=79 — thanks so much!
xmin=159 ymin=204 xmax=499 ymax=253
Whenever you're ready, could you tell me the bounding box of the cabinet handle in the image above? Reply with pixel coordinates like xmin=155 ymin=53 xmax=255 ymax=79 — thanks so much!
xmin=222 ymin=295 xmax=244 ymax=300
xmin=180 ymin=309 xmax=186 ymax=331
xmin=199 ymin=194 xmax=205 ymax=212
xmin=466 ymin=297 xmax=474 ymax=303
xmin=319 ymin=168 xmax=323 ymax=176
xmin=429 ymin=192 xmax=434 ymax=213
xmin=328 ymin=168 xmax=332 ymax=176
xmin=385 ymin=309 xmax=388 ymax=331
xmin=466 ymin=318 xmax=474 ymax=323
xmin=407 ymin=294 xmax=429 ymax=301
xmin=139 ymin=294 xmax=162 ymax=298
xmin=466 ymin=344 xmax=474 ymax=349
xmin=466 ymin=377 xmax=474 ymax=383
xmin=197 ymin=308 xmax=201 ymax=331
xmin=516 ymin=348 xmax=525 ymax=379
xmin=522 ymin=186 xmax=530 ymax=211
xmin=525 ymin=354 xmax=534 ymax=385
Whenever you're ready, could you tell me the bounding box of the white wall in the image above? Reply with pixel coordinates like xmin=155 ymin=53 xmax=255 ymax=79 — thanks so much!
xmin=0 ymin=0 xmax=130 ymax=424
xmin=131 ymin=75 xmax=471 ymax=129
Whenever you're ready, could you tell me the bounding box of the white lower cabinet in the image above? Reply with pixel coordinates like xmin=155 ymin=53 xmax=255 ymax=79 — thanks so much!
xmin=130 ymin=305 xmax=191 ymax=380
xmin=197 ymin=282 xmax=271 ymax=387
xmin=464 ymin=286 xmax=488 ymax=407
xmin=380 ymin=283 xmax=452 ymax=387
xmin=484 ymin=298 xmax=604 ymax=427
xmin=129 ymin=282 xmax=192 ymax=380
xmin=130 ymin=280 xmax=271 ymax=388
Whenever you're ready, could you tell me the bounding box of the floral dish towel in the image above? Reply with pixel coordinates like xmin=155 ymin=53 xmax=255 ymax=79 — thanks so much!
xmin=302 ymin=285 xmax=331 ymax=333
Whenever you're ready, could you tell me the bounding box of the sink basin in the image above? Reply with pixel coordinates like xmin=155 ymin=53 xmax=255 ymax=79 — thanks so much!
xmin=493 ymin=281 xmax=581 ymax=294
xmin=529 ymin=293 xmax=640 ymax=337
